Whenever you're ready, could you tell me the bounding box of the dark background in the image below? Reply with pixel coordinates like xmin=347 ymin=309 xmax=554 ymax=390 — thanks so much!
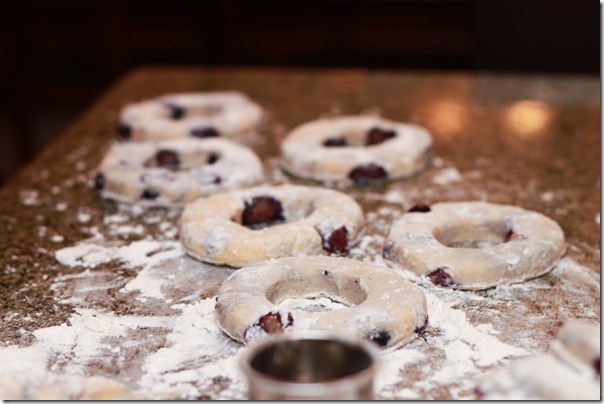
xmin=0 ymin=0 xmax=599 ymax=186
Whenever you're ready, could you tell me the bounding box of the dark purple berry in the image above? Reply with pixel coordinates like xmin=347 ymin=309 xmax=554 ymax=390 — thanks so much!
xmin=409 ymin=204 xmax=431 ymax=213
xmin=243 ymin=311 xmax=294 ymax=342
xmin=322 ymin=270 xmax=334 ymax=280
xmin=166 ymin=103 xmax=186 ymax=119
xmin=94 ymin=172 xmax=105 ymax=190
xmin=155 ymin=149 xmax=180 ymax=170
xmin=366 ymin=330 xmax=391 ymax=347
xmin=593 ymin=357 xmax=600 ymax=376
xmin=212 ymin=175 xmax=222 ymax=184
xmin=474 ymin=387 xmax=486 ymax=399
xmin=323 ymin=137 xmax=348 ymax=147
xmin=141 ymin=189 xmax=159 ymax=200
xmin=117 ymin=123 xmax=132 ymax=140
xmin=207 ymin=153 xmax=220 ymax=164
xmin=382 ymin=240 xmax=396 ymax=259
xmin=190 ymin=127 xmax=220 ymax=138
xmin=428 ymin=267 xmax=457 ymax=288
xmin=505 ymin=229 xmax=525 ymax=242
xmin=416 ymin=316 xmax=429 ymax=334
xmin=258 ymin=311 xmax=293 ymax=333
xmin=366 ymin=127 xmax=396 ymax=146
xmin=242 ymin=196 xmax=284 ymax=226
xmin=320 ymin=226 xmax=349 ymax=255
xmin=348 ymin=163 xmax=388 ymax=185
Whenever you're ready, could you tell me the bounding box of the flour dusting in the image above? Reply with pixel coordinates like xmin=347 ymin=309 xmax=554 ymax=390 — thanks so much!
xmin=1 ymin=153 xmax=601 ymax=400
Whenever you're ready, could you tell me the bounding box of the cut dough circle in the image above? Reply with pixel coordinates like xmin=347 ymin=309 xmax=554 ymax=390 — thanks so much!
xmin=383 ymin=201 xmax=566 ymax=290
xmin=179 ymin=184 xmax=365 ymax=267
xmin=215 ymin=256 xmax=428 ymax=350
xmin=551 ymin=319 xmax=600 ymax=376
xmin=118 ymin=91 xmax=263 ymax=141
xmin=478 ymin=319 xmax=600 ymax=400
xmin=96 ymin=137 xmax=264 ymax=206
xmin=280 ymin=115 xmax=432 ymax=184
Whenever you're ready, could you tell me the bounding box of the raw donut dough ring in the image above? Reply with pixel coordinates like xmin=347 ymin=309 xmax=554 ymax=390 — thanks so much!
xmin=478 ymin=319 xmax=600 ymax=400
xmin=383 ymin=201 xmax=566 ymax=290
xmin=215 ymin=256 xmax=428 ymax=350
xmin=179 ymin=184 xmax=365 ymax=267
xmin=280 ymin=115 xmax=432 ymax=184
xmin=95 ymin=137 xmax=264 ymax=206
xmin=118 ymin=91 xmax=263 ymax=141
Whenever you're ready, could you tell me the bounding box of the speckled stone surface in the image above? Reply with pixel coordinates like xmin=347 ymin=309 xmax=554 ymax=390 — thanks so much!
xmin=0 ymin=67 xmax=599 ymax=399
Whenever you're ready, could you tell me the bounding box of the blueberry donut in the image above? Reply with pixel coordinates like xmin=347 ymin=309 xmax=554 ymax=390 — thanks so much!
xmin=280 ymin=115 xmax=432 ymax=185
xmin=215 ymin=256 xmax=428 ymax=349
xmin=383 ymin=201 xmax=566 ymax=290
xmin=118 ymin=91 xmax=263 ymax=141
xmin=95 ymin=137 xmax=264 ymax=206
xmin=179 ymin=184 xmax=365 ymax=267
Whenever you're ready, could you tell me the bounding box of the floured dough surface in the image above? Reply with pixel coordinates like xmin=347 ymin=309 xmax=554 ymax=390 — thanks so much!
xmin=179 ymin=184 xmax=366 ymax=267
xmin=280 ymin=115 xmax=432 ymax=184
xmin=96 ymin=137 xmax=264 ymax=206
xmin=384 ymin=201 xmax=566 ymax=290
xmin=119 ymin=91 xmax=264 ymax=141
xmin=478 ymin=319 xmax=600 ymax=400
xmin=215 ymin=256 xmax=428 ymax=350
xmin=0 ymin=373 xmax=149 ymax=400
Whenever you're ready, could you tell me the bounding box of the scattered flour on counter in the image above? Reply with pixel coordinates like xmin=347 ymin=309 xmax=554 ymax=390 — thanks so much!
xmin=432 ymin=156 xmax=445 ymax=168
xmin=20 ymin=189 xmax=40 ymax=206
xmin=51 ymin=235 xmax=65 ymax=243
xmin=54 ymin=238 xmax=186 ymax=301
xmin=375 ymin=348 xmax=425 ymax=395
xmin=375 ymin=292 xmax=530 ymax=399
xmin=425 ymin=292 xmax=529 ymax=367
xmin=0 ymin=308 xmax=173 ymax=397
xmin=103 ymin=214 xmax=130 ymax=224
xmin=139 ymin=298 xmax=245 ymax=399
xmin=0 ymin=345 xmax=50 ymax=376
xmin=541 ymin=191 xmax=555 ymax=202
xmin=55 ymin=240 xmax=183 ymax=273
xmin=384 ymin=189 xmax=408 ymax=205
xmin=432 ymin=167 xmax=462 ymax=185
xmin=119 ymin=241 xmax=185 ymax=300
xmin=55 ymin=244 xmax=115 ymax=268
xmin=33 ymin=308 xmax=171 ymax=360
xmin=77 ymin=212 xmax=91 ymax=223
xmin=7 ymin=157 xmax=600 ymax=402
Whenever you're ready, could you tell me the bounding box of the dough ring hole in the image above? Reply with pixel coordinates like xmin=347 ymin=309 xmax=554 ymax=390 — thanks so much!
xmin=323 ymin=126 xmax=397 ymax=147
xmin=434 ymin=221 xmax=516 ymax=249
xmin=244 ymin=273 xmax=368 ymax=340
xmin=144 ymin=149 xmax=221 ymax=171
xmin=266 ymin=272 xmax=368 ymax=313
xmin=239 ymin=196 xmax=315 ymax=229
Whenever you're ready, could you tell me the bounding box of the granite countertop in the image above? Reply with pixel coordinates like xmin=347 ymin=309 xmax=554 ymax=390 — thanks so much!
xmin=0 ymin=67 xmax=600 ymax=399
